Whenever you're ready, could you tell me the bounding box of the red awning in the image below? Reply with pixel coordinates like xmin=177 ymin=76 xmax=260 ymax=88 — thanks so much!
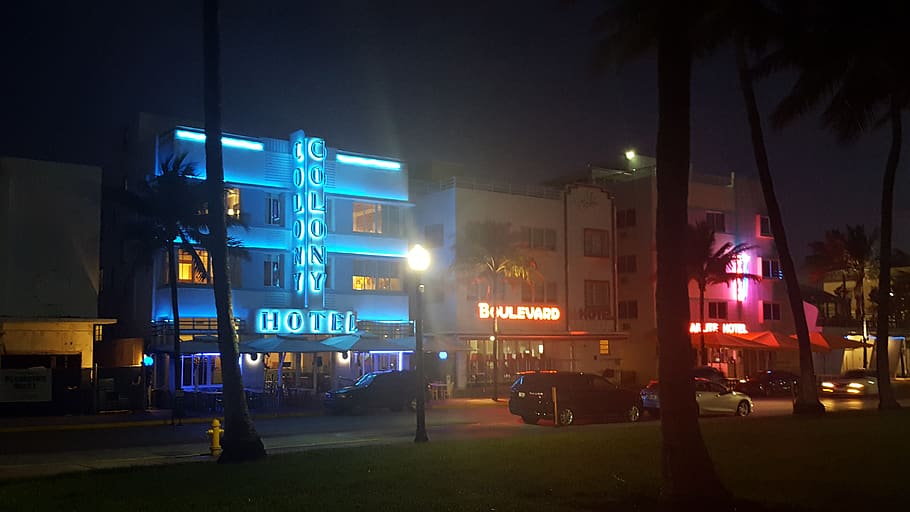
xmin=689 ymin=332 xmax=771 ymax=349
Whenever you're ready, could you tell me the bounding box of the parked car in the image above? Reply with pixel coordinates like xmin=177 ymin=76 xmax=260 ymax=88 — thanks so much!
xmin=640 ymin=378 xmax=753 ymax=418
xmin=734 ymin=370 xmax=799 ymax=397
xmin=324 ymin=370 xmax=424 ymax=414
xmin=820 ymin=369 xmax=879 ymax=396
xmin=693 ymin=366 xmax=728 ymax=383
xmin=509 ymin=371 xmax=642 ymax=426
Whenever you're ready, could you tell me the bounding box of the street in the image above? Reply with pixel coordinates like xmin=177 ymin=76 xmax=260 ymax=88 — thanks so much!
xmin=0 ymin=395 xmax=904 ymax=481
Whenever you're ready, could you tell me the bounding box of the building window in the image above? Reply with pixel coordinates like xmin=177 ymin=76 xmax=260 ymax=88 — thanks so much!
xmin=520 ymin=227 xmax=557 ymax=250
xmin=762 ymin=258 xmax=783 ymax=279
xmin=178 ymin=248 xmax=211 ymax=284
xmin=225 ymin=188 xmax=241 ymax=220
xmin=706 ymin=211 xmax=726 ymax=233
xmin=521 ymin=281 xmax=558 ymax=303
xmin=618 ymin=300 xmax=638 ymax=319
xmin=584 ymin=280 xmax=611 ymax=310
xmin=617 ymin=255 xmax=637 ymax=274
xmin=353 ymin=202 xmax=400 ymax=236
xmin=617 ymin=208 xmax=637 ymax=228
xmin=352 ymin=259 xmax=402 ymax=291
xmin=266 ymin=193 xmax=282 ymax=225
xmin=425 ymin=224 xmax=444 ymax=248
xmin=759 ymin=215 xmax=773 ymax=237
xmin=93 ymin=324 xmax=104 ymax=343
xmin=263 ymin=254 xmax=284 ymax=288
xmin=584 ymin=228 xmax=609 ymax=257
xmin=708 ymin=301 xmax=728 ymax=319
xmin=763 ymin=302 xmax=781 ymax=321
xmin=599 ymin=339 xmax=611 ymax=355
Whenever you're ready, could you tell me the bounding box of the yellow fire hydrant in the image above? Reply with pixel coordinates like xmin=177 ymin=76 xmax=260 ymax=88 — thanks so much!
xmin=206 ymin=419 xmax=224 ymax=456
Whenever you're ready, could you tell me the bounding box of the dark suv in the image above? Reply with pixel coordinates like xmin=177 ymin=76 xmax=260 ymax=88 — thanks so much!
xmin=509 ymin=371 xmax=642 ymax=426
xmin=324 ymin=370 xmax=423 ymax=414
xmin=734 ymin=370 xmax=799 ymax=397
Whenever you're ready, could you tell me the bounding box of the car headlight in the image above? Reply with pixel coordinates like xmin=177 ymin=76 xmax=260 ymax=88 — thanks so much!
xmin=821 ymin=382 xmax=834 ymax=388
xmin=847 ymin=382 xmax=864 ymax=389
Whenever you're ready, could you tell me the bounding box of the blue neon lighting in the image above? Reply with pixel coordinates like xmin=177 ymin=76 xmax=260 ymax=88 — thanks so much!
xmin=175 ymin=129 xmax=264 ymax=151
xmin=142 ymin=355 xmax=154 ymax=366
xmin=336 ymin=153 xmax=401 ymax=171
xmin=438 ymin=351 xmax=448 ymax=360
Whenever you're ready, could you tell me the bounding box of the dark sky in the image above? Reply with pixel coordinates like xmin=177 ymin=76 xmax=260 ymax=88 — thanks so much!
xmin=3 ymin=1 xmax=907 ymax=263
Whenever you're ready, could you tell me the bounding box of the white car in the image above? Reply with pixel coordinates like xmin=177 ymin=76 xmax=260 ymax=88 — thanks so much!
xmin=641 ymin=378 xmax=754 ymax=418
xmin=820 ymin=369 xmax=879 ymax=396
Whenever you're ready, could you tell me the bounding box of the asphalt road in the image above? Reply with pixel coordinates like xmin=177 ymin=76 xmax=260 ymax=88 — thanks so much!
xmin=0 ymin=395 xmax=904 ymax=480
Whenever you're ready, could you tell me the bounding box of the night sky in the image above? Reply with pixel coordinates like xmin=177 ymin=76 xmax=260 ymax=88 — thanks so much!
xmin=3 ymin=1 xmax=907 ymax=265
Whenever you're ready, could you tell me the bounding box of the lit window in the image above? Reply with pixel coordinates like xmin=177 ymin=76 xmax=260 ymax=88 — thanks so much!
xmin=351 ymin=259 xmax=402 ymax=291
xmin=708 ymin=301 xmax=728 ymax=319
xmin=178 ymin=248 xmax=211 ymax=284
xmin=584 ymin=228 xmax=609 ymax=257
xmin=762 ymin=258 xmax=783 ymax=279
xmin=225 ymin=188 xmax=241 ymax=220
xmin=353 ymin=203 xmax=381 ymax=233
xmin=599 ymin=339 xmax=611 ymax=355
xmin=706 ymin=211 xmax=726 ymax=233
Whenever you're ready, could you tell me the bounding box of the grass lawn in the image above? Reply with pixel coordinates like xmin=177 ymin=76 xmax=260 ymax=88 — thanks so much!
xmin=2 ymin=408 xmax=908 ymax=511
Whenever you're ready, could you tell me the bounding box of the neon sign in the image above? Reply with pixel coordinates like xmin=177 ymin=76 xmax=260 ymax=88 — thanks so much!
xmin=733 ymin=253 xmax=751 ymax=302
xmin=290 ymin=133 xmax=327 ymax=307
xmin=477 ymin=302 xmax=561 ymax=321
xmin=256 ymin=309 xmax=357 ymax=335
xmin=689 ymin=322 xmax=748 ymax=334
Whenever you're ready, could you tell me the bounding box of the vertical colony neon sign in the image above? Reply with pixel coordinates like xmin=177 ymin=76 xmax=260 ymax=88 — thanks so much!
xmin=291 ymin=132 xmax=327 ymax=310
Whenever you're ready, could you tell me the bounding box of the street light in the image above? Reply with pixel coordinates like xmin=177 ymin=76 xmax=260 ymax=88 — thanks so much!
xmin=408 ymin=243 xmax=430 ymax=443
xmin=624 ymin=149 xmax=636 ymax=160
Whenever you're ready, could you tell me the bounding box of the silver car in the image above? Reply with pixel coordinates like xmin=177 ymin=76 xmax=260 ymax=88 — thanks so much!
xmin=641 ymin=378 xmax=754 ymax=418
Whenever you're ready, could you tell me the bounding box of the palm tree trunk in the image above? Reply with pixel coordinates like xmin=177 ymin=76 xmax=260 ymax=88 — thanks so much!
xmin=167 ymin=240 xmax=183 ymax=418
xmin=491 ymin=276 xmax=499 ymax=402
xmin=858 ymin=275 xmax=867 ymax=368
xmin=655 ymin=5 xmax=728 ymax=503
xmin=203 ymin=0 xmax=265 ymax=462
xmin=734 ymin=37 xmax=824 ymax=415
xmin=875 ymin=96 xmax=902 ymax=410
xmin=699 ymin=286 xmax=707 ymax=366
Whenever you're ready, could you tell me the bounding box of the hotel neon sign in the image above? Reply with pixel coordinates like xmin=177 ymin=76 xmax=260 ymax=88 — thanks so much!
xmin=689 ymin=322 xmax=748 ymax=334
xmin=256 ymin=308 xmax=357 ymax=335
xmin=477 ymin=302 xmax=561 ymax=321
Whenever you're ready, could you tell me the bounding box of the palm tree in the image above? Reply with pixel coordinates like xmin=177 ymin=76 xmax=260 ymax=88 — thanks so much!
xmin=807 ymin=226 xmax=878 ymax=366
xmin=203 ymin=0 xmax=265 ymax=462
xmin=114 ymin=153 xmax=209 ymax=416
xmin=763 ymin=1 xmax=907 ymax=409
xmin=591 ymin=1 xmax=730 ymax=502
xmin=452 ymin=220 xmax=539 ymax=401
xmin=686 ymin=221 xmax=760 ymax=366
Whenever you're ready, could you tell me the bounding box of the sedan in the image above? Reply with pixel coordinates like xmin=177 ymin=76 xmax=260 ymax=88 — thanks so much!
xmin=821 ymin=369 xmax=879 ymax=396
xmin=641 ymin=378 xmax=753 ymax=418
xmin=734 ymin=370 xmax=799 ymax=397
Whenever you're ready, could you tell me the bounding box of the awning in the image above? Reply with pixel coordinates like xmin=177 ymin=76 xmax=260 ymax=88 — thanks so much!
xmin=737 ymin=331 xmax=830 ymax=352
xmin=245 ymin=337 xmax=342 ymax=353
xmin=320 ymin=332 xmax=414 ymax=352
xmin=689 ymin=332 xmax=770 ymax=349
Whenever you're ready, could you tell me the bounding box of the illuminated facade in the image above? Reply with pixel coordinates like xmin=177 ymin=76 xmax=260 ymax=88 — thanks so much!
xmin=0 ymin=157 xmax=115 ymax=412
xmin=590 ymin=159 xmax=794 ymax=381
xmin=146 ymin=127 xmax=413 ymax=388
xmin=409 ymin=177 xmax=627 ymax=392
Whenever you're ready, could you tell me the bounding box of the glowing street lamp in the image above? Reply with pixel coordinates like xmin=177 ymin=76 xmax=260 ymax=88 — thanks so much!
xmin=407 ymin=244 xmax=431 ymax=443
xmin=624 ymin=149 xmax=636 ymax=160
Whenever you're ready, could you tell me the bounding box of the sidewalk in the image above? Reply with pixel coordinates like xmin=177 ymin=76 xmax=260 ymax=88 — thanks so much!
xmin=0 ymin=398 xmax=504 ymax=433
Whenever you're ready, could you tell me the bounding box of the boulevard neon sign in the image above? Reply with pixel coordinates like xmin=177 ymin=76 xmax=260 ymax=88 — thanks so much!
xmin=689 ymin=322 xmax=748 ymax=334
xmin=256 ymin=308 xmax=357 ymax=335
xmin=477 ymin=302 xmax=561 ymax=321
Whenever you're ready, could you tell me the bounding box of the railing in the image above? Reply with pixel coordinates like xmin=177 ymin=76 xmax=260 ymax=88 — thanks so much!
xmin=150 ymin=318 xmax=247 ymax=336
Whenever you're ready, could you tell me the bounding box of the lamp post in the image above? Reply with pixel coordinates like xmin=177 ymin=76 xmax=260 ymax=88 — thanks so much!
xmin=408 ymin=244 xmax=431 ymax=443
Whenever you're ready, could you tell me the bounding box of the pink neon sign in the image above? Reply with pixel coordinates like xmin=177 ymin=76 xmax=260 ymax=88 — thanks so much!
xmin=689 ymin=322 xmax=748 ymax=334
